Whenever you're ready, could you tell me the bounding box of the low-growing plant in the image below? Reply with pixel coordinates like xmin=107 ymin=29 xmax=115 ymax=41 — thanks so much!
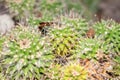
xmin=76 ymin=37 xmax=104 ymax=59
xmin=61 ymin=16 xmax=88 ymax=36
xmin=0 ymin=25 xmax=53 ymax=80
xmin=50 ymin=27 xmax=78 ymax=56
xmin=93 ymin=20 xmax=120 ymax=54
xmin=49 ymin=26 xmax=79 ymax=65
xmin=105 ymin=23 xmax=120 ymax=54
xmin=61 ymin=61 xmax=88 ymax=80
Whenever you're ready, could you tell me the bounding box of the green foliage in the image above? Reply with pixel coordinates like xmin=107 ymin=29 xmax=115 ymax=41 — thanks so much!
xmin=0 ymin=25 xmax=53 ymax=80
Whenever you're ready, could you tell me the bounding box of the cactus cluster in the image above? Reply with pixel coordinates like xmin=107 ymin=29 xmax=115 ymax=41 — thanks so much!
xmin=50 ymin=27 xmax=78 ymax=56
xmin=0 ymin=25 xmax=53 ymax=80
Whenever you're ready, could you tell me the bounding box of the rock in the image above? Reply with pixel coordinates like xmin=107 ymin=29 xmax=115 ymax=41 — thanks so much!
xmin=0 ymin=1 xmax=15 ymax=35
xmin=0 ymin=14 xmax=15 ymax=35
xmin=97 ymin=0 xmax=120 ymax=22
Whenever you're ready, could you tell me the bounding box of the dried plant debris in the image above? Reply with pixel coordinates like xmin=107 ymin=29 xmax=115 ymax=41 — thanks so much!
xmin=80 ymin=52 xmax=115 ymax=80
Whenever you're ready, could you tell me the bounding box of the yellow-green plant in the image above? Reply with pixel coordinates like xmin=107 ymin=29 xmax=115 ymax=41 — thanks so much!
xmin=49 ymin=25 xmax=79 ymax=65
xmin=50 ymin=26 xmax=78 ymax=57
xmin=61 ymin=62 xmax=88 ymax=80
xmin=0 ymin=25 xmax=53 ymax=80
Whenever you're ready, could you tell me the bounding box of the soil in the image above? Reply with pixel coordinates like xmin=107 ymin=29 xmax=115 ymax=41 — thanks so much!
xmin=96 ymin=0 xmax=120 ymax=22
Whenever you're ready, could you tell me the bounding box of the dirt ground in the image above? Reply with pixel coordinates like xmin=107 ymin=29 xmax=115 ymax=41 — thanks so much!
xmin=96 ymin=0 xmax=120 ymax=22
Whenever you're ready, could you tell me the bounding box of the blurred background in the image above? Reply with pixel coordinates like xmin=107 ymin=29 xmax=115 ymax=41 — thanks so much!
xmin=2 ymin=0 xmax=120 ymax=24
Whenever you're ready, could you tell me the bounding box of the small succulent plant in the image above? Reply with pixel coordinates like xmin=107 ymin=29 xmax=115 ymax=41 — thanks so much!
xmin=49 ymin=25 xmax=79 ymax=64
xmin=0 ymin=25 xmax=53 ymax=80
xmin=77 ymin=37 xmax=104 ymax=59
xmin=93 ymin=20 xmax=120 ymax=54
xmin=104 ymin=22 xmax=120 ymax=54
xmin=61 ymin=62 xmax=88 ymax=80
xmin=49 ymin=26 xmax=79 ymax=65
xmin=64 ymin=17 xmax=88 ymax=37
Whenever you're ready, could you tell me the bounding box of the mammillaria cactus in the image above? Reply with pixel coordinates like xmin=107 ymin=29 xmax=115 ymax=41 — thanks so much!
xmin=61 ymin=62 xmax=88 ymax=80
xmin=0 ymin=25 xmax=53 ymax=80
xmin=50 ymin=26 xmax=79 ymax=65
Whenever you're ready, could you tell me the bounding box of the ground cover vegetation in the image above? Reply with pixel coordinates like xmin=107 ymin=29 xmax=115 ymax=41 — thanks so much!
xmin=0 ymin=0 xmax=120 ymax=80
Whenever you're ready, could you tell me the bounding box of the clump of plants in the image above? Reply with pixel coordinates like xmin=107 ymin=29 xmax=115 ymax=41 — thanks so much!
xmin=0 ymin=25 xmax=53 ymax=80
